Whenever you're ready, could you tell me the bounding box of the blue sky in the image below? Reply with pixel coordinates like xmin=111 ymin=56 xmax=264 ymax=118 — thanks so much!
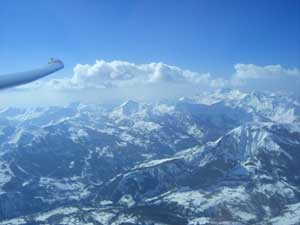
xmin=0 ymin=0 xmax=299 ymax=79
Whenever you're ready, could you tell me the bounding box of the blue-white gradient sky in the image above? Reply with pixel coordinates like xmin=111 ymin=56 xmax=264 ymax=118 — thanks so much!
xmin=0 ymin=0 xmax=299 ymax=106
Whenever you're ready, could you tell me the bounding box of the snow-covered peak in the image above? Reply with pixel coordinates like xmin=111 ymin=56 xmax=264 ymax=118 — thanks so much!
xmin=120 ymin=100 xmax=139 ymax=115
xmin=111 ymin=100 xmax=141 ymax=118
xmin=180 ymin=89 xmax=300 ymax=124
xmin=0 ymin=89 xmax=300 ymax=224
xmin=216 ymin=122 xmax=275 ymax=160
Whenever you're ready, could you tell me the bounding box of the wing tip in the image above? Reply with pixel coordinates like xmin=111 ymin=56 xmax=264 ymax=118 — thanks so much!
xmin=48 ymin=58 xmax=64 ymax=67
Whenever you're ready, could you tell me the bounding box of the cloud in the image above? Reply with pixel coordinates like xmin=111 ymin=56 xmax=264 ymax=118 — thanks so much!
xmin=3 ymin=59 xmax=299 ymax=106
xmin=50 ymin=60 xmax=300 ymax=95
xmin=231 ymin=64 xmax=300 ymax=93
xmin=19 ymin=60 xmax=221 ymax=92
xmin=232 ymin=64 xmax=300 ymax=80
xmin=69 ymin=60 xmax=219 ymax=88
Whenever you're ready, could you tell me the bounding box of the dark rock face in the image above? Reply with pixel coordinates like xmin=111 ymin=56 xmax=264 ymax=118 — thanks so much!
xmin=0 ymin=90 xmax=299 ymax=225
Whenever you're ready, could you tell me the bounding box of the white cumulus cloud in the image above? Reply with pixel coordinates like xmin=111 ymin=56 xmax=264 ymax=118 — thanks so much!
xmin=231 ymin=63 xmax=300 ymax=93
xmin=4 ymin=59 xmax=299 ymax=106
xmin=69 ymin=60 xmax=219 ymax=88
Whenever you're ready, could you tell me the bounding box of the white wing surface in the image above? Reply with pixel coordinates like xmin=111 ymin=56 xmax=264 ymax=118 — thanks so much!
xmin=0 ymin=59 xmax=64 ymax=90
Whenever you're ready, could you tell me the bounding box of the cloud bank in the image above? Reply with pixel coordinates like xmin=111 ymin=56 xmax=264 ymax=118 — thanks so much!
xmin=2 ymin=59 xmax=299 ymax=106
xmin=47 ymin=60 xmax=300 ymax=92
xmin=231 ymin=64 xmax=300 ymax=93
xmin=45 ymin=60 xmax=218 ymax=89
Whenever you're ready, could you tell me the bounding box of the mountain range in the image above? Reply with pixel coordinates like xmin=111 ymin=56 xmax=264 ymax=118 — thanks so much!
xmin=0 ymin=89 xmax=299 ymax=225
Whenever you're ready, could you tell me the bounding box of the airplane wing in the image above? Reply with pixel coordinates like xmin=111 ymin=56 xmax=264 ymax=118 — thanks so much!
xmin=0 ymin=59 xmax=64 ymax=90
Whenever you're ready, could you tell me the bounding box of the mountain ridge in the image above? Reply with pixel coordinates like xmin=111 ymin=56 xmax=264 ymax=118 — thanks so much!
xmin=0 ymin=89 xmax=299 ymax=224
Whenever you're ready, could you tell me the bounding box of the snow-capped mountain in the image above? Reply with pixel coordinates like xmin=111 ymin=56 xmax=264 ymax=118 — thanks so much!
xmin=0 ymin=89 xmax=299 ymax=224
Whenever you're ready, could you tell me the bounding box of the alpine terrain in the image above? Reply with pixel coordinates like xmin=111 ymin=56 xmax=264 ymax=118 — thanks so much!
xmin=0 ymin=89 xmax=299 ymax=225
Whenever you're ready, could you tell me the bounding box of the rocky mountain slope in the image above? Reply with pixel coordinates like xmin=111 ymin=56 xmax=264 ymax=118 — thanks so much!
xmin=0 ymin=89 xmax=299 ymax=225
